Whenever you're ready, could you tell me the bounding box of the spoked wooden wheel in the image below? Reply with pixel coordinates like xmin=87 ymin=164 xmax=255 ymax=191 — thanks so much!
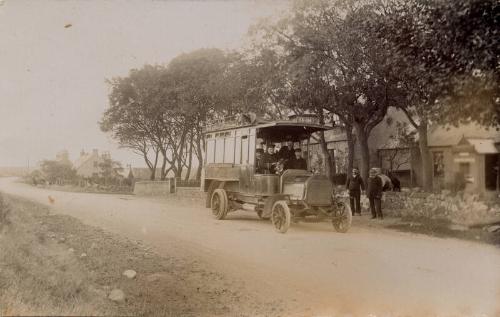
xmin=271 ymin=201 xmax=291 ymax=233
xmin=257 ymin=210 xmax=270 ymax=220
xmin=332 ymin=201 xmax=352 ymax=233
xmin=210 ymin=189 xmax=228 ymax=220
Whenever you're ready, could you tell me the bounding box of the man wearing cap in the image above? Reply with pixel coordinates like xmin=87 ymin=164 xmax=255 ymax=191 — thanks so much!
xmin=367 ymin=167 xmax=383 ymax=219
xmin=286 ymin=148 xmax=307 ymax=170
xmin=345 ymin=168 xmax=365 ymax=215
xmin=278 ymin=139 xmax=295 ymax=161
xmin=261 ymin=144 xmax=278 ymax=174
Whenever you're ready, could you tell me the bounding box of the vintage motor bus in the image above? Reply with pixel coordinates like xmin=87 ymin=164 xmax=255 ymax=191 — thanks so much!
xmin=203 ymin=116 xmax=351 ymax=234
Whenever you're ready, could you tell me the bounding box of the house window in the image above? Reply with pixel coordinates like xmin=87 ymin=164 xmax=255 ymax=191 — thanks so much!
xmin=459 ymin=162 xmax=471 ymax=179
xmin=433 ymin=152 xmax=444 ymax=178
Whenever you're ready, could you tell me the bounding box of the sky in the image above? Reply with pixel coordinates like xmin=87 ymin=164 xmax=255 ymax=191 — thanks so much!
xmin=0 ymin=0 xmax=288 ymax=168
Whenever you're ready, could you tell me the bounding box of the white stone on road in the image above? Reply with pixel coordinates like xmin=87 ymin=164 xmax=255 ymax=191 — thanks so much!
xmin=108 ymin=289 xmax=125 ymax=302
xmin=123 ymin=269 xmax=137 ymax=279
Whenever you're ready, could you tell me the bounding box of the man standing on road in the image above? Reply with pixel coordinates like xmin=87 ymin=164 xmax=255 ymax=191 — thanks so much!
xmin=367 ymin=168 xmax=383 ymax=219
xmin=345 ymin=168 xmax=364 ymax=216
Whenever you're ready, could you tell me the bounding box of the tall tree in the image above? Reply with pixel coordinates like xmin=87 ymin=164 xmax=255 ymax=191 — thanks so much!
xmin=249 ymin=0 xmax=399 ymax=181
xmin=163 ymin=48 xmax=233 ymax=180
xmin=101 ymin=65 xmax=166 ymax=180
xmin=98 ymin=156 xmax=124 ymax=185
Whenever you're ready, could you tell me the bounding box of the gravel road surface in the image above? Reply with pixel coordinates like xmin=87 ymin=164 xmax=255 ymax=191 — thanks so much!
xmin=1 ymin=178 xmax=499 ymax=317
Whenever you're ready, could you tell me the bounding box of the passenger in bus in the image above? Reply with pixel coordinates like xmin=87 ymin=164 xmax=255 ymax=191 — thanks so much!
xmin=261 ymin=144 xmax=278 ymax=174
xmin=275 ymin=158 xmax=286 ymax=175
xmin=255 ymin=148 xmax=265 ymax=174
xmin=278 ymin=138 xmax=295 ymax=161
xmin=285 ymin=148 xmax=307 ymax=170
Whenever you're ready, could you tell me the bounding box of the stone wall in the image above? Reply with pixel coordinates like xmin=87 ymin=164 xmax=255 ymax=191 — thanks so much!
xmin=380 ymin=190 xmax=500 ymax=226
xmin=133 ymin=180 xmax=175 ymax=196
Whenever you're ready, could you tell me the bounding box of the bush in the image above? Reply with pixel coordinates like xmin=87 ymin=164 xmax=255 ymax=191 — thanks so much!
xmin=444 ymin=172 xmax=467 ymax=194
xmin=0 ymin=193 xmax=11 ymax=230
xmin=40 ymin=160 xmax=77 ymax=184
xmin=333 ymin=173 xmax=347 ymax=185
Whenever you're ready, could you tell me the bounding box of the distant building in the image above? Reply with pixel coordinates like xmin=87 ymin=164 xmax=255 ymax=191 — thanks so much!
xmin=55 ymin=149 xmax=72 ymax=166
xmin=74 ymin=149 xmax=112 ymax=178
xmin=298 ymin=110 xmax=500 ymax=194
xmin=427 ymin=123 xmax=500 ymax=195
xmin=305 ymin=108 xmax=414 ymax=181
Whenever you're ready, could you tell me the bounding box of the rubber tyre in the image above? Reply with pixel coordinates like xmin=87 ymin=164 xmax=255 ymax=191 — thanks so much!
xmin=332 ymin=202 xmax=352 ymax=233
xmin=211 ymin=189 xmax=228 ymax=220
xmin=271 ymin=201 xmax=291 ymax=234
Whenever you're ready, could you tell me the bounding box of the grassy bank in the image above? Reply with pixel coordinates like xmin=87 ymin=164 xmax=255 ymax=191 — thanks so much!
xmin=0 ymin=195 xmax=115 ymax=316
xmin=0 ymin=194 xmax=278 ymax=317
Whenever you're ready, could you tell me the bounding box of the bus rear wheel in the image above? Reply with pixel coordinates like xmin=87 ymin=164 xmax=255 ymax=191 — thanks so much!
xmin=211 ymin=189 xmax=228 ymax=220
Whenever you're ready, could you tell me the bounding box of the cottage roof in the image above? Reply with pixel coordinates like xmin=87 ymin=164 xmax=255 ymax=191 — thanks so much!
xmin=461 ymin=138 xmax=499 ymax=154
xmin=427 ymin=123 xmax=500 ymax=147
xmin=73 ymin=153 xmax=94 ymax=170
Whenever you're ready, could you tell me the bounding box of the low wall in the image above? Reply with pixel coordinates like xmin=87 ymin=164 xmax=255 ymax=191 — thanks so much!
xmin=133 ymin=180 xmax=175 ymax=196
xmin=382 ymin=190 xmax=500 ymax=226
xmin=176 ymin=187 xmax=205 ymax=200
xmin=340 ymin=188 xmax=500 ymax=226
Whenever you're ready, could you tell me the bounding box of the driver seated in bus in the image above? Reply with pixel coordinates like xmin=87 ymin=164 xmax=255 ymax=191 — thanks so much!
xmin=278 ymin=138 xmax=294 ymax=161
xmin=284 ymin=148 xmax=307 ymax=170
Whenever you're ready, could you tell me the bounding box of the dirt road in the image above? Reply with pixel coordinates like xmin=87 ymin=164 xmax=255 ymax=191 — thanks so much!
xmin=1 ymin=178 xmax=499 ymax=317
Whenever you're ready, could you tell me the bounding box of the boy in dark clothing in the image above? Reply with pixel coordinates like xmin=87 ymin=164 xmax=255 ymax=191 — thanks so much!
xmin=367 ymin=168 xmax=383 ymax=219
xmin=345 ymin=168 xmax=364 ymax=215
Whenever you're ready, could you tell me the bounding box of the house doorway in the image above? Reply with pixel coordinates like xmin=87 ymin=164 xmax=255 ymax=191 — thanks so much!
xmin=485 ymin=154 xmax=500 ymax=191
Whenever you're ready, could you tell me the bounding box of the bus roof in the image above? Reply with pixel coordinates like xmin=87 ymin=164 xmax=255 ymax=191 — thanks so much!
xmin=204 ymin=120 xmax=331 ymax=141
xmin=256 ymin=121 xmax=330 ymax=142
xmin=205 ymin=120 xmax=330 ymax=133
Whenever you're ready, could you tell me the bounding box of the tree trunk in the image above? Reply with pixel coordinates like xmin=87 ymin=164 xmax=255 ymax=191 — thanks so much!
xmin=159 ymin=147 xmax=169 ymax=180
xmin=184 ymin=134 xmax=194 ymax=181
xmin=147 ymin=149 xmax=159 ymax=181
xmin=175 ymin=131 xmax=188 ymax=179
xmin=418 ymin=121 xmax=433 ymax=191
xmin=353 ymin=122 xmax=370 ymax=183
xmin=345 ymin=124 xmax=355 ymax=175
xmin=318 ymin=131 xmax=334 ymax=184
xmin=496 ymin=155 xmax=500 ymax=193
xmin=195 ymin=133 xmax=203 ymax=181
